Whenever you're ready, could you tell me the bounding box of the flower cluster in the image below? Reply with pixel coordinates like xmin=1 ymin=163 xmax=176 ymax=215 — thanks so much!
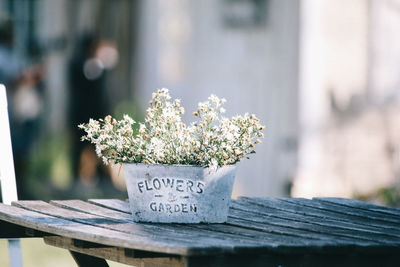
xmin=79 ymin=88 xmax=264 ymax=170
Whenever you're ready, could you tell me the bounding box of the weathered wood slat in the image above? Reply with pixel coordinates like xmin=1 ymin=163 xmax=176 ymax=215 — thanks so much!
xmin=281 ymin=197 xmax=400 ymax=227
xmin=88 ymin=200 xmax=354 ymax=249
xmin=88 ymin=199 xmax=131 ymax=214
xmin=314 ymin=197 xmax=400 ymax=217
xmin=311 ymin=198 xmax=400 ymax=224
xmin=225 ymin=215 xmax=382 ymax=250
xmin=43 ymin=199 xmax=363 ymax=255
xmin=88 ymin=200 xmax=361 ymax=250
xmin=90 ymin=198 xmax=400 ymax=238
xmin=229 ymin=201 xmax=400 ymax=246
xmin=89 ymin=198 xmax=398 ymax=252
xmin=2 ymin=197 xmax=400 ymax=261
xmin=239 ymin=197 xmax=400 ymax=233
xmin=238 ymin=197 xmax=400 ymax=238
xmin=87 ymin=199 xmax=400 ymax=254
xmin=51 ymin=200 xmax=279 ymax=248
xmin=66 ymin=199 xmax=400 ymax=256
xmin=52 ymin=200 xmax=133 ymax=221
xmin=52 ymin=200 xmax=344 ymax=252
xmin=15 ymin=201 xmax=258 ymax=253
xmin=86 ymin=199 xmax=371 ymax=249
xmin=0 ymin=203 xmax=207 ymax=256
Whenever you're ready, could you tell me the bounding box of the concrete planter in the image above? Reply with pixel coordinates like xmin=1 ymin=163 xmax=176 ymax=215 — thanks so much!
xmin=123 ymin=163 xmax=237 ymax=223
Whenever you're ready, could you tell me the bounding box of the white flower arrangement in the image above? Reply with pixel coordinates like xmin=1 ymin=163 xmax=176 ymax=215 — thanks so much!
xmin=79 ymin=88 xmax=264 ymax=170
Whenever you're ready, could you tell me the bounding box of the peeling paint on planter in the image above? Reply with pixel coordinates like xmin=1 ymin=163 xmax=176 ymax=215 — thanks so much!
xmin=123 ymin=163 xmax=237 ymax=223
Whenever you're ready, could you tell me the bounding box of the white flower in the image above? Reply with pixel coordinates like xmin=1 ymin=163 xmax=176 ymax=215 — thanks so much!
xmin=123 ymin=114 xmax=135 ymax=124
xmin=210 ymin=158 xmax=218 ymax=171
xmin=79 ymin=88 xmax=265 ymax=168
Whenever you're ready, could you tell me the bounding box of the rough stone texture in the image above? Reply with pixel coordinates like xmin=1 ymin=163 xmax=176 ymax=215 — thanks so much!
xmin=123 ymin=164 xmax=237 ymax=223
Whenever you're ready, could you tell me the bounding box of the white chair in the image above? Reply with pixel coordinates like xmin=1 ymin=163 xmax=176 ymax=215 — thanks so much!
xmin=0 ymin=84 xmax=23 ymax=267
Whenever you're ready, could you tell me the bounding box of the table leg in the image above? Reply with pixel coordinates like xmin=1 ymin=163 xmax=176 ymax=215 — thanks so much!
xmin=70 ymin=250 xmax=109 ymax=267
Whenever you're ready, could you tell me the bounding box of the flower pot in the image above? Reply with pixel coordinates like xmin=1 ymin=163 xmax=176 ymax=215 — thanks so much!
xmin=123 ymin=163 xmax=237 ymax=223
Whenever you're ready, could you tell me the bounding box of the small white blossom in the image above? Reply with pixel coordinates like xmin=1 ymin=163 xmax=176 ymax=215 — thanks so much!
xmin=79 ymin=88 xmax=265 ymax=168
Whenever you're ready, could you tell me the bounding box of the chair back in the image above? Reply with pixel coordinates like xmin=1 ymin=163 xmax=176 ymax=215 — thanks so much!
xmin=0 ymin=84 xmax=23 ymax=267
xmin=0 ymin=84 xmax=18 ymax=204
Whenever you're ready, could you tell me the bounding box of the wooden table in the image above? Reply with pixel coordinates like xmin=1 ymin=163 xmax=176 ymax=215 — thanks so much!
xmin=0 ymin=197 xmax=399 ymax=267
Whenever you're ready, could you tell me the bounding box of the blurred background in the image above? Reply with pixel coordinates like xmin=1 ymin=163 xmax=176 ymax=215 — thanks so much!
xmin=1 ymin=0 xmax=400 ymax=266
xmin=0 ymin=0 xmax=399 ymax=206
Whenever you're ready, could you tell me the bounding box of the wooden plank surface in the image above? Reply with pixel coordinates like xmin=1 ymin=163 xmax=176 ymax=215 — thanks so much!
xmin=281 ymin=197 xmax=400 ymax=226
xmin=238 ymin=197 xmax=400 ymax=232
xmin=67 ymin=200 xmax=383 ymax=255
xmin=0 ymin=197 xmax=399 ymax=260
xmin=52 ymin=200 xmax=358 ymax=255
xmin=91 ymin=198 xmax=400 ymax=253
xmin=82 ymin=199 xmax=383 ymax=248
xmin=88 ymin=199 xmax=130 ymax=213
xmin=12 ymin=201 xmax=243 ymax=255
xmin=0 ymin=203 xmax=213 ymax=256
xmin=90 ymin=198 xmax=400 ymax=245
xmin=314 ymin=197 xmax=400 ymax=217
xmin=50 ymin=200 xmax=294 ymax=249
xmin=237 ymin=197 xmax=400 ymax=239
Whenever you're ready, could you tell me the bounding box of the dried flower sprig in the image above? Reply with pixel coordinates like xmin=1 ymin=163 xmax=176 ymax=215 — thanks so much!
xmin=79 ymin=88 xmax=264 ymax=170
